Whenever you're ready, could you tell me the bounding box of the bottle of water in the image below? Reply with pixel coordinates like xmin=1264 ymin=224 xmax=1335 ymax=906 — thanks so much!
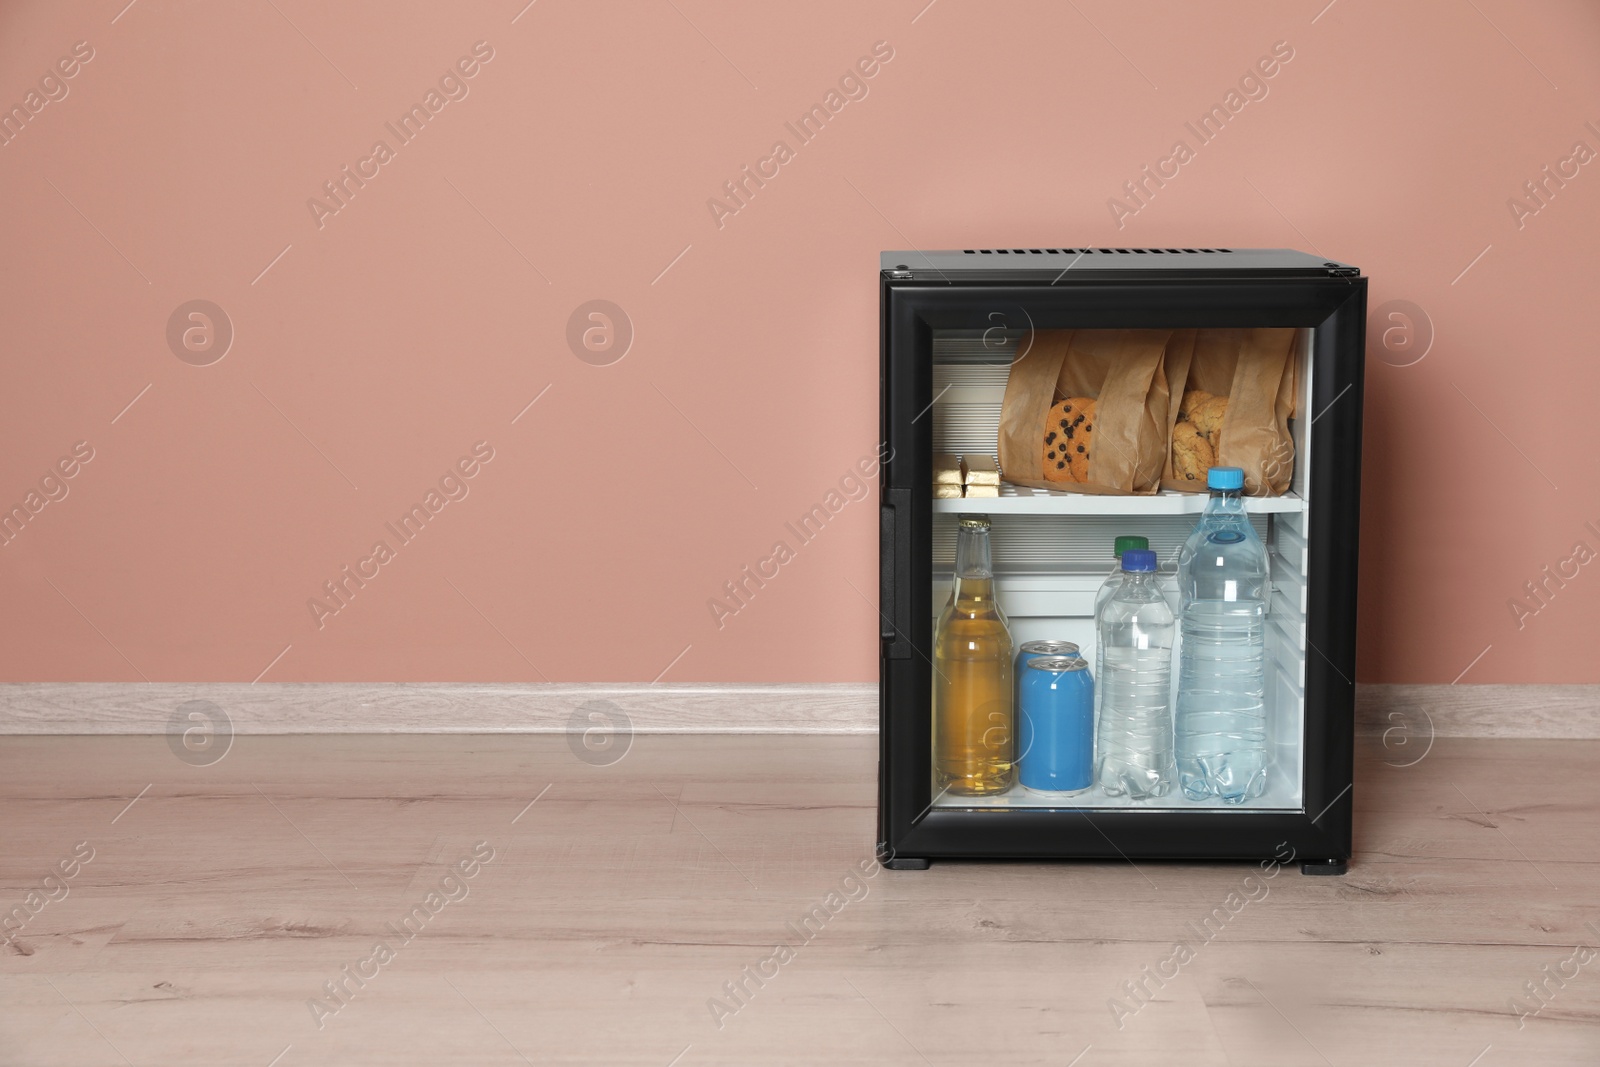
xmin=1095 ymin=549 xmax=1174 ymax=799
xmin=1093 ymin=535 xmax=1148 ymax=726
xmin=1175 ymin=466 xmax=1270 ymax=804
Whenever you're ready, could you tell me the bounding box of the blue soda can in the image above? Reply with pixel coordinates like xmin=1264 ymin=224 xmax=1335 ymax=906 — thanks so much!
xmin=1015 ymin=640 xmax=1080 ymax=677
xmin=1018 ymin=655 xmax=1095 ymax=795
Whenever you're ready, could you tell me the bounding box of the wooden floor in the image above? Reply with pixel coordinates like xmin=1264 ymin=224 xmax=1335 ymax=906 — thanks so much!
xmin=1 ymin=733 xmax=1597 ymax=1066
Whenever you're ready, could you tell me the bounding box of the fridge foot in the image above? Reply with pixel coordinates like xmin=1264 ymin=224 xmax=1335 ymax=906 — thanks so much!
xmin=884 ymin=857 xmax=931 ymax=871
xmin=1301 ymin=859 xmax=1348 ymax=876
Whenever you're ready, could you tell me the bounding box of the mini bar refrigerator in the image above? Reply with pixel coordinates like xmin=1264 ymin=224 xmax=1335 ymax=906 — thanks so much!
xmin=877 ymin=248 xmax=1365 ymax=874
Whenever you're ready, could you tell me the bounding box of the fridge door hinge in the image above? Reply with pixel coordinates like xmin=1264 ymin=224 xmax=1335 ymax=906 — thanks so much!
xmin=1324 ymin=264 xmax=1360 ymax=277
xmin=884 ymin=269 xmax=915 ymax=280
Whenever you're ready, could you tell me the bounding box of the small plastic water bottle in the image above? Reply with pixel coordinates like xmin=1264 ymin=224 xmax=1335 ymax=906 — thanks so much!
xmin=1093 ymin=535 xmax=1147 ymax=726
xmin=1095 ymin=549 xmax=1175 ymax=799
xmin=1175 ymin=466 xmax=1270 ymax=804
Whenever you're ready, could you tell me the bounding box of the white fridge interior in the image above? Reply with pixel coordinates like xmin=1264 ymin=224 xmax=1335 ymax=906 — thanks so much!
xmin=930 ymin=327 xmax=1314 ymax=812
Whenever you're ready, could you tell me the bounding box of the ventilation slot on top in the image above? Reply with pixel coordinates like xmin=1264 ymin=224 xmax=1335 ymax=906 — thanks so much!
xmin=960 ymin=248 xmax=1235 ymax=255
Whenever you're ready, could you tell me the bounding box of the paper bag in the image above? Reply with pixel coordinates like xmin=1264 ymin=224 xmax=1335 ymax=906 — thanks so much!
xmin=997 ymin=329 xmax=1173 ymax=495
xmin=1162 ymin=327 xmax=1299 ymax=496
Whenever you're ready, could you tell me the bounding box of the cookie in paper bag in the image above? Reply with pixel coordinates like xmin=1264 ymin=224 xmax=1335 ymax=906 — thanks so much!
xmin=1178 ymin=388 xmax=1214 ymax=422
xmin=1044 ymin=396 xmax=1096 ymax=482
xmin=1181 ymin=389 xmax=1229 ymax=445
xmin=1171 ymin=421 xmax=1214 ymax=483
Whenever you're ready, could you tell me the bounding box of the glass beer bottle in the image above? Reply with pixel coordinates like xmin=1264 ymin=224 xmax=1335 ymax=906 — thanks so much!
xmin=933 ymin=515 xmax=1015 ymax=796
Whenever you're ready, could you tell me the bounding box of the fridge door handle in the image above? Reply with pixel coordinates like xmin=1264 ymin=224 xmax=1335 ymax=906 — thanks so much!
xmin=881 ymin=488 xmax=912 ymax=659
xmin=880 ymin=496 xmax=895 ymax=644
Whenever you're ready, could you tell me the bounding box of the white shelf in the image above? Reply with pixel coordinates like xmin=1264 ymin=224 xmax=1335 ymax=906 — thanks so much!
xmin=936 ymin=484 xmax=1305 ymax=515
xmin=933 ymin=792 xmax=1301 ymax=813
xmin=931 ymin=756 xmax=1303 ymax=813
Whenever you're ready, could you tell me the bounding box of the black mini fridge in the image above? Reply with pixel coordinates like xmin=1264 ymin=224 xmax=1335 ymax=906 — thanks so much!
xmin=876 ymin=248 xmax=1365 ymax=874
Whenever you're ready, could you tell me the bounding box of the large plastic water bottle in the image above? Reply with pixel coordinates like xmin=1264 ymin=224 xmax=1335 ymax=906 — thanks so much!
xmin=1095 ymin=549 xmax=1174 ymax=799
xmin=1175 ymin=466 xmax=1270 ymax=804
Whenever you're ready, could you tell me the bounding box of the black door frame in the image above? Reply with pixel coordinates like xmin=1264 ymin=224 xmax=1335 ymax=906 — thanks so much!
xmin=877 ymin=274 xmax=1367 ymax=867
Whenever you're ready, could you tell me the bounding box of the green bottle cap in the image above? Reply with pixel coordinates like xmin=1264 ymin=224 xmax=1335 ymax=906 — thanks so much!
xmin=1113 ymin=535 xmax=1149 ymax=560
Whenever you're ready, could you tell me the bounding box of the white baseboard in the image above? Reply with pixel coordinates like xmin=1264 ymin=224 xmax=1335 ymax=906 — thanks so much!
xmin=0 ymin=682 xmax=1594 ymax=737
xmin=1352 ymin=684 xmax=1600 ymax=739
xmin=0 ymin=682 xmax=878 ymax=734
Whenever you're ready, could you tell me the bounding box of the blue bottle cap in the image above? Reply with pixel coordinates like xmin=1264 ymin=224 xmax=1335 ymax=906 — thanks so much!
xmin=1121 ymin=548 xmax=1157 ymax=572
xmin=1208 ymin=466 xmax=1245 ymax=491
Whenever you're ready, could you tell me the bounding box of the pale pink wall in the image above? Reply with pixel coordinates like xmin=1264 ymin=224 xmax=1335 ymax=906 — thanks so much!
xmin=1 ymin=0 xmax=1596 ymax=684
